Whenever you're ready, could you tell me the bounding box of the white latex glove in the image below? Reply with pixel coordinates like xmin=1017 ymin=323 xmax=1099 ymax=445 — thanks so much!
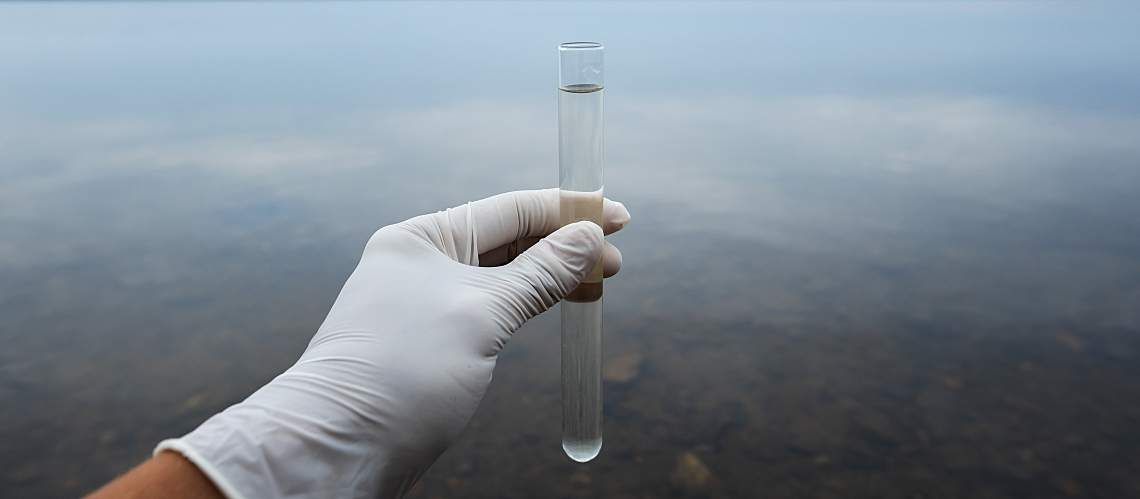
xmin=156 ymin=189 xmax=631 ymax=499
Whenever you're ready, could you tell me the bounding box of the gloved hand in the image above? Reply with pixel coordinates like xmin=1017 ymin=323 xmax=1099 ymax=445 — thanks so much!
xmin=156 ymin=189 xmax=631 ymax=499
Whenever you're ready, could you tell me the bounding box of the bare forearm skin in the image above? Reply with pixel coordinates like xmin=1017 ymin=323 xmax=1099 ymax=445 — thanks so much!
xmin=87 ymin=451 xmax=224 ymax=499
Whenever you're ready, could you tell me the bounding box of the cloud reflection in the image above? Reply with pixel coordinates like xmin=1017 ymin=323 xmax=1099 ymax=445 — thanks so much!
xmin=3 ymin=94 xmax=1140 ymax=273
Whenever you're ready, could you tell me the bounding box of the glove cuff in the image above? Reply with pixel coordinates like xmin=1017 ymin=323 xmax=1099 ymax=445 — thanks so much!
xmin=151 ymin=387 xmax=416 ymax=499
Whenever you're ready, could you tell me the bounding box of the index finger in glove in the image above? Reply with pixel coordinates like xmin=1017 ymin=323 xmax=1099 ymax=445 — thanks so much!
xmin=396 ymin=189 xmax=629 ymax=266
xmin=465 ymin=189 xmax=630 ymax=254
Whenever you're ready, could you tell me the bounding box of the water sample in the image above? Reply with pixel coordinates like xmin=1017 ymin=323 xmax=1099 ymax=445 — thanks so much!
xmin=558 ymin=41 xmax=604 ymax=463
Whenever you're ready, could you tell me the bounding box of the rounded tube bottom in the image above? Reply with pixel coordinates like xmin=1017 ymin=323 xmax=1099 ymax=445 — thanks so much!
xmin=562 ymin=437 xmax=603 ymax=463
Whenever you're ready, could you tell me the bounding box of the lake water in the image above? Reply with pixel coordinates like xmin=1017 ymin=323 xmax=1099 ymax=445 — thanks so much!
xmin=2 ymin=3 xmax=1140 ymax=498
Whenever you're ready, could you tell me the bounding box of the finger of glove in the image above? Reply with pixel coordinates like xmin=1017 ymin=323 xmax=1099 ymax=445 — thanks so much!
xmin=601 ymin=242 xmax=622 ymax=277
xmin=497 ymin=221 xmax=604 ymax=314
xmin=460 ymin=189 xmax=630 ymax=255
xmin=398 ymin=190 xmax=628 ymax=266
xmin=480 ymin=237 xmax=623 ymax=277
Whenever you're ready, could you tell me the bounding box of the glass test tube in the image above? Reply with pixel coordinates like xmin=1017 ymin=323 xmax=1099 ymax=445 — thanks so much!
xmin=558 ymin=41 xmax=604 ymax=463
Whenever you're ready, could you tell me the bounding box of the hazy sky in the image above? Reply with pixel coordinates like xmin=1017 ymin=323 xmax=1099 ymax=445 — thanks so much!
xmin=1 ymin=2 xmax=1138 ymax=118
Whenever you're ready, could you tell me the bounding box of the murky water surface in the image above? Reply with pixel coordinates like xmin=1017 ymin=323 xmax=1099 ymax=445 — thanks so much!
xmin=2 ymin=3 xmax=1139 ymax=497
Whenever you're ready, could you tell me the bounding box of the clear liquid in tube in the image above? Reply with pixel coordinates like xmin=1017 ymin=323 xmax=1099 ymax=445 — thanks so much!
xmin=559 ymin=83 xmax=604 ymax=462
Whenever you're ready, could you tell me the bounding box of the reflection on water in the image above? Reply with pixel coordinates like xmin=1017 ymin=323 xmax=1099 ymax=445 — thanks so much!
xmin=2 ymin=2 xmax=1140 ymax=498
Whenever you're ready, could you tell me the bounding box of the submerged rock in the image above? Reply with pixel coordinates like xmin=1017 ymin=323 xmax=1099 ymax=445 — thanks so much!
xmin=181 ymin=392 xmax=208 ymax=412
xmin=1057 ymin=478 xmax=1082 ymax=496
xmin=569 ymin=470 xmax=592 ymax=486
xmin=671 ymin=451 xmax=714 ymax=493
xmin=604 ymin=352 xmax=644 ymax=383
xmin=1055 ymin=332 xmax=1084 ymax=353
xmin=942 ymin=376 xmax=963 ymax=390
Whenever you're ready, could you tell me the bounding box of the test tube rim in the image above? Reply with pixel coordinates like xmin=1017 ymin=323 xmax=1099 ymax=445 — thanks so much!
xmin=560 ymin=41 xmax=604 ymax=50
